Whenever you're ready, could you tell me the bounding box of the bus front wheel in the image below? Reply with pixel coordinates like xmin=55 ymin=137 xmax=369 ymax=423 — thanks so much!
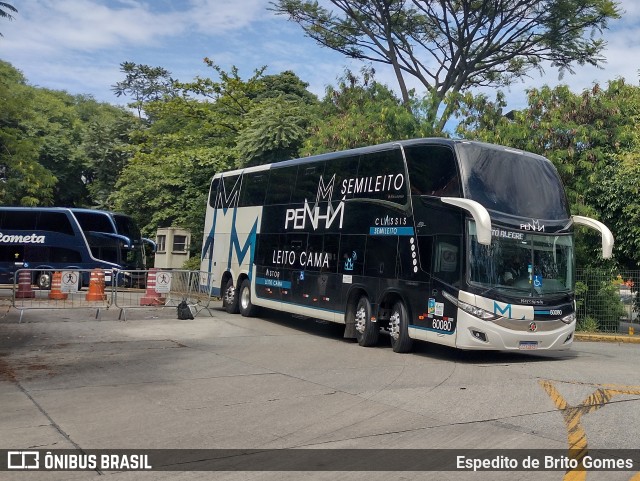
xmin=389 ymin=301 xmax=413 ymax=353
xmin=223 ymin=278 xmax=239 ymax=314
xmin=354 ymin=296 xmax=379 ymax=347
xmin=239 ymin=279 xmax=257 ymax=317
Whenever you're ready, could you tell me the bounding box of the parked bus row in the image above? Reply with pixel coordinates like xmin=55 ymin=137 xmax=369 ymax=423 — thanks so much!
xmin=0 ymin=208 xmax=155 ymax=288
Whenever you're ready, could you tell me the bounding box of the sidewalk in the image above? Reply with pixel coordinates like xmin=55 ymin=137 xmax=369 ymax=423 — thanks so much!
xmin=575 ymin=330 xmax=640 ymax=344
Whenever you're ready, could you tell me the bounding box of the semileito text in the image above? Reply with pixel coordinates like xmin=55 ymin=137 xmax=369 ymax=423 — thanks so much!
xmin=341 ymin=174 xmax=404 ymax=196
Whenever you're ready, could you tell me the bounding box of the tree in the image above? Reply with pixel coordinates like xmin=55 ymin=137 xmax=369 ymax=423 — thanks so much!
xmin=78 ymin=99 xmax=140 ymax=208
xmin=110 ymin=63 xmax=321 ymax=254
xmin=112 ymin=62 xmax=174 ymax=119
xmin=272 ymin=0 xmax=621 ymax=131
xmin=0 ymin=61 xmax=57 ymax=206
xmin=0 ymin=1 xmax=17 ymax=37
xmin=235 ymin=96 xmax=313 ymax=166
xmin=303 ymin=67 xmax=420 ymax=153
xmin=1 ymin=60 xmax=139 ymax=208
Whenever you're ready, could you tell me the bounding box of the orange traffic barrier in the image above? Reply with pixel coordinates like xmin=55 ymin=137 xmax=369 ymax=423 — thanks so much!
xmin=140 ymin=268 xmax=165 ymax=306
xmin=49 ymin=271 xmax=68 ymax=300
xmin=85 ymin=269 xmax=107 ymax=301
xmin=15 ymin=270 xmax=35 ymax=299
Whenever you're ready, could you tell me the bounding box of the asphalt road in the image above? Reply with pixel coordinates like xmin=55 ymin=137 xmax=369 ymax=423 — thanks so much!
xmin=1 ymin=299 xmax=639 ymax=480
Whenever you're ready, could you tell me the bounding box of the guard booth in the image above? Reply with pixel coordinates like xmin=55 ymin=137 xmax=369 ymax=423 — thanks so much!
xmin=154 ymin=227 xmax=191 ymax=269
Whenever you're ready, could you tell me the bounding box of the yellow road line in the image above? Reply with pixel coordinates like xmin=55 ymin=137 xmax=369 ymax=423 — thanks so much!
xmin=539 ymin=380 xmax=640 ymax=481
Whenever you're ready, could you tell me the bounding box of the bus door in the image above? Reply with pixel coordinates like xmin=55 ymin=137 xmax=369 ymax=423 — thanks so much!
xmin=254 ymin=233 xmax=285 ymax=305
xmin=411 ymin=199 xmax=463 ymax=346
xmin=296 ymin=233 xmax=342 ymax=312
xmin=284 ymin=233 xmax=307 ymax=307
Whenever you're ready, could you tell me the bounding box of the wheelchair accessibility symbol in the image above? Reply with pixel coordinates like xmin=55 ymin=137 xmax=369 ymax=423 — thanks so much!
xmin=533 ymin=275 xmax=543 ymax=288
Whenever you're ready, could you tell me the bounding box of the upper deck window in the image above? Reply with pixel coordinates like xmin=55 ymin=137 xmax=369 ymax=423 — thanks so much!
xmin=404 ymin=144 xmax=460 ymax=197
xmin=0 ymin=211 xmax=74 ymax=235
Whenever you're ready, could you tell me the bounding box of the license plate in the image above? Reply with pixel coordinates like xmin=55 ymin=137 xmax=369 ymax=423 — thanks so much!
xmin=519 ymin=341 xmax=539 ymax=350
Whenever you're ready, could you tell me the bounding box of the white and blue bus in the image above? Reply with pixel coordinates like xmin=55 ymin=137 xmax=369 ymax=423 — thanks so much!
xmin=0 ymin=207 xmax=154 ymax=288
xmin=201 ymin=139 xmax=613 ymax=352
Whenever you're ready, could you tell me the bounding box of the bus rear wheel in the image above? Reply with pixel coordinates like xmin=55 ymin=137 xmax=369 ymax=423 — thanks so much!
xmin=239 ymin=279 xmax=257 ymax=317
xmin=389 ymin=300 xmax=413 ymax=353
xmin=354 ymin=296 xmax=379 ymax=347
xmin=223 ymin=278 xmax=239 ymax=314
xmin=37 ymin=272 xmax=51 ymax=290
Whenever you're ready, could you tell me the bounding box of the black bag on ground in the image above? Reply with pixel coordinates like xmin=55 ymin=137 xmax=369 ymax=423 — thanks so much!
xmin=177 ymin=300 xmax=194 ymax=320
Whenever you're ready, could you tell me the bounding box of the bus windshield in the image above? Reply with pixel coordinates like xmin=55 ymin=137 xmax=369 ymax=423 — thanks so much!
xmin=468 ymin=222 xmax=574 ymax=296
xmin=456 ymin=142 xmax=570 ymax=220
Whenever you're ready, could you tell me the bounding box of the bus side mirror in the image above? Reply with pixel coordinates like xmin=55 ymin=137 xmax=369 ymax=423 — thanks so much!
xmin=572 ymin=216 xmax=614 ymax=259
xmin=441 ymin=198 xmax=492 ymax=246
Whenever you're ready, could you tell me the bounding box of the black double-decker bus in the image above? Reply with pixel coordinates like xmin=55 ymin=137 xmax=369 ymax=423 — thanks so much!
xmin=201 ymin=139 xmax=613 ymax=352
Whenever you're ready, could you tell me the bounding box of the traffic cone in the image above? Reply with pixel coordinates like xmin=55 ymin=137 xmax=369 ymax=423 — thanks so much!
xmin=140 ymin=268 xmax=165 ymax=306
xmin=15 ymin=270 xmax=35 ymax=299
xmin=49 ymin=271 xmax=68 ymax=300
xmin=85 ymin=269 xmax=107 ymax=301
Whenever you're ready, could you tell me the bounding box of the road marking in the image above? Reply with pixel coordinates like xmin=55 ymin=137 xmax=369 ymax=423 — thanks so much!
xmin=540 ymin=380 xmax=640 ymax=481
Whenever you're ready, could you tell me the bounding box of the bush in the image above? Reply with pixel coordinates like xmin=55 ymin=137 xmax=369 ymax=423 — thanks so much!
xmin=182 ymin=256 xmax=201 ymax=271
xmin=577 ymin=315 xmax=599 ymax=333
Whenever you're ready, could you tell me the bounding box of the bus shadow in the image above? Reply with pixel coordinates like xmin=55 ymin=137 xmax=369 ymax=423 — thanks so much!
xmin=252 ymin=309 xmax=577 ymax=364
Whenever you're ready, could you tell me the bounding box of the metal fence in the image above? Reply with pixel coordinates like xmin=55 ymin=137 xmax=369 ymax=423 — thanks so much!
xmin=113 ymin=269 xmax=219 ymax=321
xmin=9 ymin=267 xmax=636 ymax=332
xmin=576 ymin=268 xmax=639 ymax=333
xmin=9 ymin=268 xmax=219 ymax=322
xmin=11 ymin=268 xmax=111 ymax=322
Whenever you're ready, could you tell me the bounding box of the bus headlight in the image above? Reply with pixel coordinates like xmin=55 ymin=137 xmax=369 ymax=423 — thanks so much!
xmin=442 ymin=290 xmax=501 ymax=321
xmin=560 ymin=312 xmax=576 ymax=324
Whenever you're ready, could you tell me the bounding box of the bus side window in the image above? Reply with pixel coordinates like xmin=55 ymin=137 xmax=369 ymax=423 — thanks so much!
xmin=2 ymin=211 xmax=37 ymax=230
xmin=356 ymin=148 xmax=407 ymax=204
xmin=38 ymin=212 xmax=75 ymax=235
xmin=265 ymin=166 xmax=297 ymax=205
xmin=365 ymin=236 xmax=398 ymax=278
xmin=324 ymin=155 xmax=359 ymax=201
xmin=433 ymin=236 xmax=461 ymax=286
xmin=322 ymin=234 xmax=340 ymax=273
xmin=256 ymin=233 xmax=284 ymax=267
xmin=405 ymin=145 xmax=460 ymax=197
xmin=213 ymin=174 xmax=242 ymax=209
xmin=339 ymin=235 xmax=366 ymax=275
xmin=239 ymin=172 xmax=269 ymax=207
xmin=209 ymin=178 xmax=220 ymax=208
xmin=417 ymin=235 xmax=433 ymax=274
xmin=305 ymin=234 xmax=325 ymax=272
xmin=293 ymin=163 xmax=325 ymax=204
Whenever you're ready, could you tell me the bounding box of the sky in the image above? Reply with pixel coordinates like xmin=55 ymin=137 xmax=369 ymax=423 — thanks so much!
xmin=1 ymin=0 xmax=640 ymax=115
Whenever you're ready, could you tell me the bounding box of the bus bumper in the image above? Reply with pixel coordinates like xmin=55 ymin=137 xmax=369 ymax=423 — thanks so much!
xmin=454 ymin=310 xmax=576 ymax=351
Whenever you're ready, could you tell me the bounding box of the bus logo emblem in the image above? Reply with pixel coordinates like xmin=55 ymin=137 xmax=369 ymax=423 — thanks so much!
xmin=529 ymin=322 xmax=538 ymax=332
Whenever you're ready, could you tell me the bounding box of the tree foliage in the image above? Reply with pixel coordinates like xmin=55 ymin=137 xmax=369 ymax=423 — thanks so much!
xmin=0 ymin=60 xmax=139 ymax=207
xmin=110 ymin=61 xmax=319 ymax=248
xmin=303 ymin=67 xmax=420 ymax=153
xmin=0 ymin=1 xmax=17 ymax=37
xmin=272 ymin=0 xmax=621 ymax=131
xmin=112 ymin=62 xmax=174 ymax=119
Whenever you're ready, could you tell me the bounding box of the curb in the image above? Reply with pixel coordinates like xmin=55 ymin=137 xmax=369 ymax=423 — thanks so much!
xmin=575 ymin=332 xmax=640 ymax=344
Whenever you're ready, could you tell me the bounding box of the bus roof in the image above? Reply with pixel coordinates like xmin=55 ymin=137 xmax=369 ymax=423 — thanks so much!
xmin=212 ymin=138 xmax=548 ymax=179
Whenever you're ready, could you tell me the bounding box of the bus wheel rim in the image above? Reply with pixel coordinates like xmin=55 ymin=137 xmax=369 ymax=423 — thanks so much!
xmin=355 ymin=306 xmax=366 ymax=333
xmin=241 ymin=286 xmax=250 ymax=310
xmin=389 ymin=311 xmax=400 ymax=340
xmin=225 ymin=285 xmax=235 ymax=304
